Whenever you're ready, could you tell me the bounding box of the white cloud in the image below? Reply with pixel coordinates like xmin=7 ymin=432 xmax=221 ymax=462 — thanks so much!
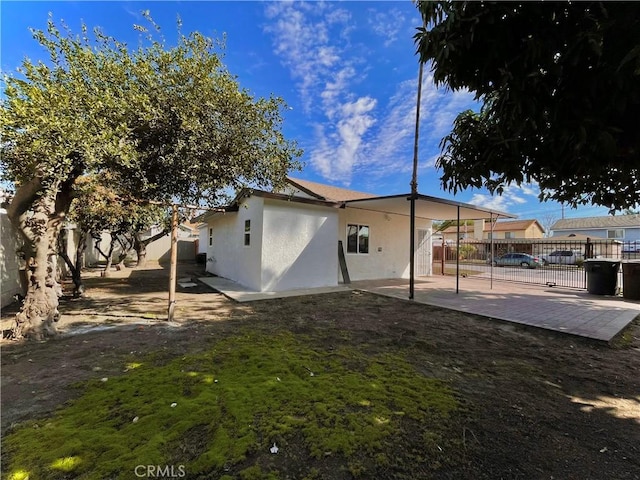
xmin=355 ymin=71 xmax=477 ymax=181
xmin=264 ymin=2 xmax=477 ymax=187
xmin=368 ymin=8 xmax=407 ymax=47
xmin=470 ymin=185 xmax=539 ymax=213
xmin=264 ymin=2 xmax=376 ymax=184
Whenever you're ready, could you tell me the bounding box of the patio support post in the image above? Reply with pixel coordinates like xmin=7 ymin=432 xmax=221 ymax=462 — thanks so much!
xmin=168 ymin=203 xmax=178 ymax=322
xmin=409 ymin=57 xmax=424 ymax=300
xmin=456 ymin=206 xmax=460 ymax=294
xmin=410 ymin=197 xmax=416 ymax=299
xmin=490 ymin=213 xmax=496 ymax=290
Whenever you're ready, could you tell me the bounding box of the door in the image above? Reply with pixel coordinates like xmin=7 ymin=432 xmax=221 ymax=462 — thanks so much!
xmin=416 ymin=229 xmax=430 ymax=276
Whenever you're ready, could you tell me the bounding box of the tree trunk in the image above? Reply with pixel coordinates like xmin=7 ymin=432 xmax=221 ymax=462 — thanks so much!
xmin=58 ymin=228 xmax=87 ymax=297
xmin=102 ymin=235 xmax=117 ymax=277
xmin=7 ymin=174 xmax=77 ymax=340
xmin=115 ymin=233 xmax=133 ymax=271
xmin=134 ymin=229 xmax=168 ymax=269
xmin=134 ymin=235 xmax=148 ymax=269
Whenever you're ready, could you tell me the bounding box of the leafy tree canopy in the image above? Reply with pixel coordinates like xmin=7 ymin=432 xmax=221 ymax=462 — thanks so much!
xmin=0 ymin=13 xmax=302 ymax=339
xmin=415 ymin=1 xmax=640 ymax=212
xmin=1 ymin=13 xmax=302 ymax=206
xmin=70 ymin=174 xmax=166 ymax=238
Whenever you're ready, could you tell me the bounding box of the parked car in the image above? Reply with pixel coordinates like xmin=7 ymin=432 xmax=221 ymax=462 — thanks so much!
xmin=492 ymin=253 xmax=543 ymax=269
xmin=540 ymin=250 xmax=584 ymax=266
xmin=622 ymin=242 xmax=640 ymax=260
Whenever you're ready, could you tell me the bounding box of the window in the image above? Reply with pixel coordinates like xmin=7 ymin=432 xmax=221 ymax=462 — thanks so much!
xmin=244 ymin=220 xmax=251 ymax=246
xmin=504 ymin=232 xmax=514 ymax=239
xmin=487 ymin=233 xmax=493 ymax=240
xmin=208 ymin=227 xmax=213 ymax=246
xmin=607 ymin=229 xmax=624 ymax=239
xmin=347 ymin=224 xmax=369 ymax=254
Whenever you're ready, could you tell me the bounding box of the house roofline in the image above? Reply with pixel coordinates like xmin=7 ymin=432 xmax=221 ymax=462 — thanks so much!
xmin=285 ymin=178 xmax=327 ymax=200
xmin=344 ymin=193 xmax=515 ymax=219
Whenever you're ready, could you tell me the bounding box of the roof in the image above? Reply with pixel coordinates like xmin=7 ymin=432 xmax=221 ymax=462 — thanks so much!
xmin=552 ymin=215 xmax=640 ymax=230
xmin=200 ymin=178 xmax=516 ymax=222
xmin=343 ymin=193 xmax=516 ymax=221
xmin=441 ymin=219 xmax=543 ymax=234
xmin=286 ymin=177 xmax=377 ymax=202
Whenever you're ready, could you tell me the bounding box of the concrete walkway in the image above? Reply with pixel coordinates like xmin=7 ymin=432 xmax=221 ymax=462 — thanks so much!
xmin=198 ymin=275 xmax=640 ymax=343
xmin=352 ymin=276 xmax=640 ymax=343
xmin=197 ymin=276 xmax=350 ymax=302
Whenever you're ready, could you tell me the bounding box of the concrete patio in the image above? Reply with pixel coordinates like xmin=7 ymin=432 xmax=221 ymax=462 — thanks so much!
xmin=198 ymin=274 xmax=640 ymax=343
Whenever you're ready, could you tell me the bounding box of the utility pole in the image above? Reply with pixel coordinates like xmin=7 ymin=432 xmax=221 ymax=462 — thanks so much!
xmin=168 ymin=203 xmax=179 ymax=322
xmin=409 ymin=59 xmax=425 ymax=300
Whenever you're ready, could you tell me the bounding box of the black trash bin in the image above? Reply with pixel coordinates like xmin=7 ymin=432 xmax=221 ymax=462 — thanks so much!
xmin=622 ymin=261 xmax=640 ymax=300
xmin=584 ymin=259 xmax=620 ymax=295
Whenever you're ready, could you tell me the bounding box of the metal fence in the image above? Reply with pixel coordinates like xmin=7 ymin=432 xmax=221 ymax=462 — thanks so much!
xmin=432 ymin=238 xmax=637 ymax=289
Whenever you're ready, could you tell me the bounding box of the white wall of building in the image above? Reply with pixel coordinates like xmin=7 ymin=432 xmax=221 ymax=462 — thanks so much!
xmin=339 ymin=208 xmax=432 ymax=281
xmin=198 ymin=225 xmax=208 ymax=254
xmin=1 ymin=210 xmax=25 ymax=307
xmin=261 ymin=199 xmax=338 ymax=291
xmin=206 ymin=196 xmax=264 ymax=291
xmin=205 ymin=196 xmax=434 ymax=292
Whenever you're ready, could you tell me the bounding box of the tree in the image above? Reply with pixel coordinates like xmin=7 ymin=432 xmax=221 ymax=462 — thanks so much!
xmin=415 ymin=1 xmax=640 ymax=212
xmin=1 ymin=15 xmax=302 ymax=340
xmin=540 ymin=212 xmax=558 ymax=238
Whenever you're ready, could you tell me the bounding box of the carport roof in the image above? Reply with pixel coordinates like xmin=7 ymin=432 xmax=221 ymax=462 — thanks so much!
xmin=344 ymin=193 xmax=516 ymax=221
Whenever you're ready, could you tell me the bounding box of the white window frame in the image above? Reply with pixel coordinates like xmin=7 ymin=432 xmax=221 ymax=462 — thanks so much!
xmin=346 ymin=224 xmax=369 ymax=254
xmin=208 ymin=227 xmax=213 ymax=246
xmin=244 ymin=220 xmax=251 ymax=246
xmin=607 ymin=229 xmax=624 ymax=239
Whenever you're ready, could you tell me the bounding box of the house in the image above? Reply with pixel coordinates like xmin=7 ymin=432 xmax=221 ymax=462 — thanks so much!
xmin=440 ymin=219 xmax=544 ymax=242
xmin=551 ymin=215 xmax=640 ymax=242
xmin=200 ymin=177 xmax=512 ymax=292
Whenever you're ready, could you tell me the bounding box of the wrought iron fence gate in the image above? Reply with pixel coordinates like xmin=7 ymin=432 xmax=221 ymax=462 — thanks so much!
xmin=433 ymin=238 xmax=633 ymax=289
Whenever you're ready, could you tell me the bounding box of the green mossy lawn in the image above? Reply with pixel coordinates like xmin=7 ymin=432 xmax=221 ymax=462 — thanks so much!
xmin=4 ymin=332 xmax=463 ymax=479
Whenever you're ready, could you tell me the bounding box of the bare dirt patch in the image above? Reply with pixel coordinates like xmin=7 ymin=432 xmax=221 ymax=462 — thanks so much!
xmin=2 ymin=262 xmax=639 ymax=479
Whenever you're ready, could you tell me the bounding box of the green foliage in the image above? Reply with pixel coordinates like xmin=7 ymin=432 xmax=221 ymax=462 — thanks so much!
xmin=70 ymin=175 xmax=167 ymax=238
xmin=1 ymin=13 xmax=302 ymax=206
xmin=415 ymin=1 xmax=640 ymax=211
xmin=3 ymin=333 xmax=459 ymax=479
xmin=456 ymin=244 xmax=477 ymax=260
xmin=433 ymin=219 xmax=473 ymax=233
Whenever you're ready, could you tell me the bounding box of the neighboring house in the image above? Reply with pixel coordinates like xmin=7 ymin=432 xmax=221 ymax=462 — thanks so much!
xmin=551 ymin=215 xmax=640 ymax=242
xmin=441 ymin=219 xmax=544 ymax=242
xmin=201 ymin=177 xmax=512 ymax=292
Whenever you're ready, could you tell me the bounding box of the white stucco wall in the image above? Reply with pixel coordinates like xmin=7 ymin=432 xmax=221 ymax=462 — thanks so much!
xmin=198 ymin=225 xmax=208 ymax=254
xmin=1 ymin=210 xmax=26 ymax=307
xmin=206 ymin=196 xmax=264 ymax=291
xmin=261 ymin=199 xmax=339 ymax=291
xmin=339 ymin=208 xmax=432 ymax=281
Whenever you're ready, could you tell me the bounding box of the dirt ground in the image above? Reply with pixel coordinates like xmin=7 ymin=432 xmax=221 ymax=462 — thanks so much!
xmin=2 ymin=262 xmax=639 ymax=479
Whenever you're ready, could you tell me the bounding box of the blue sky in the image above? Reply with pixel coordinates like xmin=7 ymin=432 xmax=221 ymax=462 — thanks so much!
xmin=1 ymin=0 xmax=611 ymax=223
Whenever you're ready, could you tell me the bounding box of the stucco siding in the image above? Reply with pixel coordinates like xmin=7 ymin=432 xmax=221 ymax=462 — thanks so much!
xmin=206 ymin=197 xmax=264 ymax=290
xmin=261 ymin=200 xmax=339 ymax=291
xmin=339 ymin=208 xmax=432 ymax=281
xmin=198 ymin=225 xmax=208 ymax=254
xmin=553 ymin=227 xmax=640 ymax=241
xmin=1 ymin=210 xmax=25 ymax=307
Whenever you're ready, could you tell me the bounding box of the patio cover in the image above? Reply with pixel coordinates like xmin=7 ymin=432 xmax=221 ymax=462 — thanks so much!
xmin=343 ymin=193 xmax=516 ymax=220
xmin=344 ymin=192 xmax=517 ymax=299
